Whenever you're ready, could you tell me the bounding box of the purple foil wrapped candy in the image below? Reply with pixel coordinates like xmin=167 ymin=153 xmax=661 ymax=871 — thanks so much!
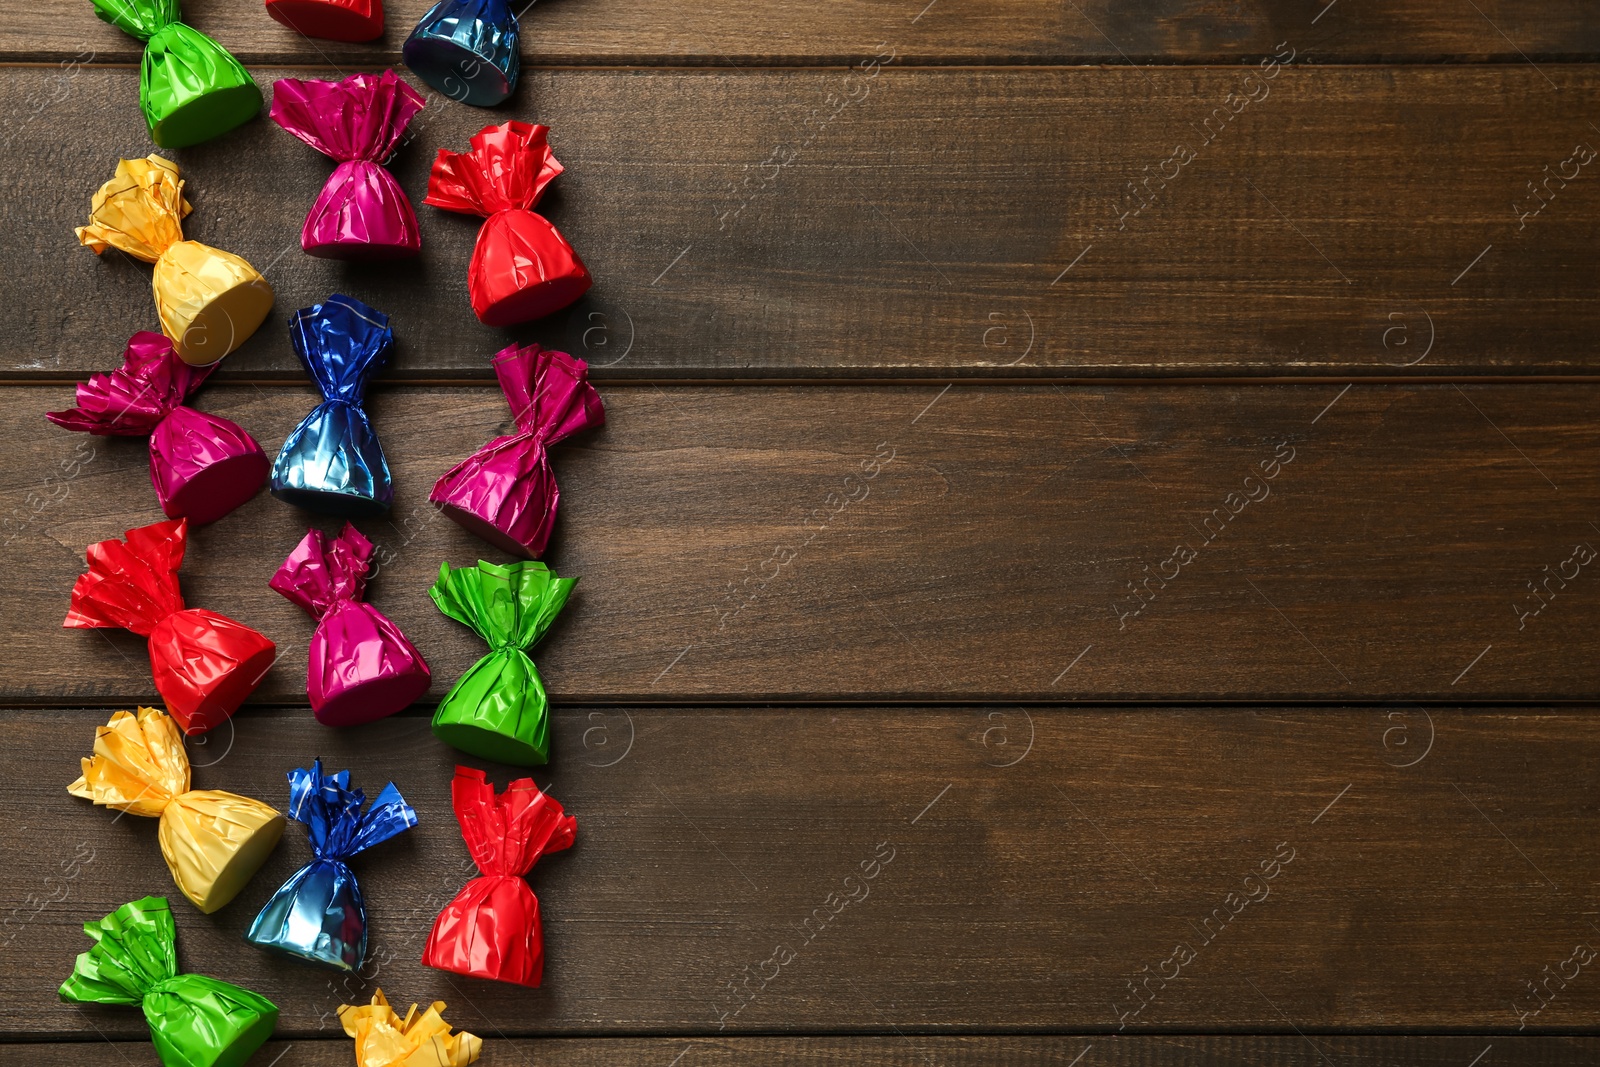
xmin=270 ymin=523 xmax=430 ymax=726
xmin=270 ymin=71 xmax=425 ymax=260
xmin=46 ymin=332 xmax=268 ymax=525
xmin=429 ymin=344 xmax=604 ymax=559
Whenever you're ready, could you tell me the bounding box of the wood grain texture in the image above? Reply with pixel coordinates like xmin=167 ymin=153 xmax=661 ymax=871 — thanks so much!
xmin=8 ymin=1036 xmax=1597 ymax=1065
xmin=6 ymin=707 xmax=1600 ymax=1036
xmin=7 ymin=0 xmax=1600 ymax=65
xmin=7 ymin=66 xmax=1600 ymax=381
xmin=6 ymin=382 xmax=1598 ymax=704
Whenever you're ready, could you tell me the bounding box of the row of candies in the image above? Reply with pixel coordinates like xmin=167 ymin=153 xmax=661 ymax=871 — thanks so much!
xmin=57 ymin=0 xmax=594 ymax=1062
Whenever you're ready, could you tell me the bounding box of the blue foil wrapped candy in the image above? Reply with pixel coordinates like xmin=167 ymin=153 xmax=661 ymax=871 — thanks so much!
xmin=271 ymin=295 xmax=395 ymax=516
xmin=402 ymin=0 xmax=520 ymax=107
xmin=245 ymin=760 xmax=417 ymax=971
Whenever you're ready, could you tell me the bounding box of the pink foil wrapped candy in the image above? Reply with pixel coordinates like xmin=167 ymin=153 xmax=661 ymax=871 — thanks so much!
xmin=270 ymin=523 xmax=430 ymax=726
xmin=429 ymin=344 xmax=604 ymax=559
xmin=270 ymin=72 xmax=426 ymax=260
xmin=46 ymin=332 xmax=268 ymax=525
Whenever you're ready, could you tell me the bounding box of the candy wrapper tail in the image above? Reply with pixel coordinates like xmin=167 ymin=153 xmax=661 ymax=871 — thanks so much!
xmin=69 ymin=709 xmax=285 ymax=913
xmin=77 ymin=156 xmax=273 ymax=365
xmin=425 ymin=122 xmax=591 ymax=327
xmin=247 ymin=760 xmax=417 ymax=971
xmin=422 ymin=766 xmax=574 ymax=987
xmin=340 ymin=989 xmax=482 ymax=1066
xmin=429 ymin=559 xmax=576 ymax=765
xmin=61 ymin=896 xmax=278 ymax=1067
xmin=65 ymin=518 xmax=276 ymax=734
xmin=46 ymin=332 xmax=268 ymax=524
xmin=270 ymin=524 xmax=430 ymax=725
xmin=88 ymin=0 xmax=261 ymax=148
xmin=271 ymin=295 xmax=395 ymax=516
xmin=270 ymin=72 xmax=425 ymax=259
xmin=431 ymin=344 xmax=604 ymax=559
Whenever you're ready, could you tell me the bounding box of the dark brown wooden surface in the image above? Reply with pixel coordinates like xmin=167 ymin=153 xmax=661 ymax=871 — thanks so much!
xmin=8 ymin=1036 xmax=1598 ymax=1065
xmin=7 ymin=65 xmax=1600 ymax=381
xmin=8 ymin=707 xmax=1600 ymax=1038
xmin=6 ymin=382 xmax=1598 ymax=705
xmin=9 ymin=0 xmax=1600 ymax=65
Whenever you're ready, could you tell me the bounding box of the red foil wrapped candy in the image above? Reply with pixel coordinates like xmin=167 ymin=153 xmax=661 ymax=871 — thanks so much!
xmin=424 ymin=122 xmax=592 ymax=327
xmin=271 ymin=72 xmax=426 ymax=259
xmin=65 ymin=518 xmax=276 ymax=735
xmin=270 ymin=523 xmax=431 ymax=726
xmin=429 ymin=344 xmax=603 ymax=559
xmin=422 ymin=766 xmax=574 ymax=987
xmin=46 ymin=332 xmax=268 ymax=525
xmin=266 ymin=0 xmax=383 ymax=41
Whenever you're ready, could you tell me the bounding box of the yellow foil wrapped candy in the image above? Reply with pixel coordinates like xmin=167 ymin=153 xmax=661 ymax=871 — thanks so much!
xmin=339 ymin=990 xmax=482 ymax=1067
xmin=77 ymin=156 xmax=274 ymax=366
xmin=69 ymin=707 xmax=285 ymax=913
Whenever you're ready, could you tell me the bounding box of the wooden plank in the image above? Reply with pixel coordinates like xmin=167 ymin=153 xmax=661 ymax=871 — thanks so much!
xmin=11 ymin=1036 xmax=1598 ymax=1065
xmin=7 ymin=66 xmax=1600 ymax=381
xmin=8 ymin=707 xmax=1600 ymax=1036
xmin=7 ymin=382 xmax=1600 ymax=704
xmin=8 ymin=0 xmax=1600 ymax=66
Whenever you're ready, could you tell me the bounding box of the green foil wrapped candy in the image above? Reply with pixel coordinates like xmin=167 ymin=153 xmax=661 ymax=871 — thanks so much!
xmin=430 ymin=559 xmax=576 ymax=765
xmin=59 ymin=896 xmax=278 ymax=1067
xmin=90 ymin=0 xmax=262 ymax=148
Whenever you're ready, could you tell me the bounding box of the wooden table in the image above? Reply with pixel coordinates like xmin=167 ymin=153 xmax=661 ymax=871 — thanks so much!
xmin=4 ymin=1 xmax=1600 ymax=1062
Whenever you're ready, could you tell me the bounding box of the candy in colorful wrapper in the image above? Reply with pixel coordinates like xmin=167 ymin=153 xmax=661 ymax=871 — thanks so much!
xmin=428 ymin=560 xmax=575 ymax=765
xmin=266 ymin=0 xmax=383 ymax=41
xmin=65 ymin=519 xmax=277 ymax=735
xmin=422 ymin=766 xmax=574 ymax=987
xmin=340 ymin=989 xmax=482 ymax=1066
xmin=88 ymin=0 xmax=261 ymax=148
xmin=77 ymin=156 xmax=275 ymax=366
xmin=246 ymin=761 xmax=418 ymax=971
xmin=46 ymin=332 xmax=269 ymax=525
xmin=60 ymin=896 xmax=279 ymax=1067
xmin=430 ymin=344 xmax=604 ymax=559
xmin=270 ymin=524 xmax=431 ymax=725
xmin=271 ymin=295 xmax=395 ymax=516
xmin=270 ymin=72 xmax=426 ymax=260
xmin=425 ymin=122 xmax=592 ymax=327
xmin=402 ymin=0 xmax=519 ymax=107
xmin=69 ymin=709 xmax=286 ymax=913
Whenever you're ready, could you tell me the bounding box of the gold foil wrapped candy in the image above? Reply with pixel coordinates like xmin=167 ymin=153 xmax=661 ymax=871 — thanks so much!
xmin=77 ymin=156 xmax=274 ymax=366
xmin=69 ymin=707 xmax=285 ymax=913
xmin=339 ymin=989 xmax=482 ymax=1066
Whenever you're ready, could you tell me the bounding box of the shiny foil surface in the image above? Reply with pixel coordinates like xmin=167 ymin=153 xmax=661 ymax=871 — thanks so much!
xmin=425 ymin=122 xmax=592 ymax=326
xmin=246 ymin=761 xmax=418 ymax=972
xmin=88 ymin=0 xmax=261 ymax=148
xmin=428 ymin=559 xmax=575 ymax=765
xmin=402 ymin=0 xmax=519 ymax=107
xmin=69 ymin=709 xmax=287 ymax=914
xmin=271 ymin=523 xmax=431 ymax=725
xmin=271 ymin=72 xmax=426 ymax=259
xmin=60 ymin=896 xmax=279 ymax=1067
xmin=77 ymin=156 xmax=274 ymax=366
xmin=339 ymin=989 xmax=481 ymax=1066
xmin=266 ymin=0 xmax=383 ymax=41
xmin=422 ymin=767 xmax=574 ymax=987
xmin=430 ymin=344 xmax=603 ymax=559
xmin=271 ymin=295 xmax=395 ymax=516
xmin=46 ymin=332 xmax=268 ymax=525
xmin=64 ymin=518 xmax=277 ymax=735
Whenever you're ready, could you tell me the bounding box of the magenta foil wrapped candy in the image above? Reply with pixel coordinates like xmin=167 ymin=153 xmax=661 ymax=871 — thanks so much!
xmin=270 ymin=523 xmax=430 ymax=726
xmin=46 ymin=332 xmax=268 ymax=525
xmin=430 ymin=344 xmax=604 ymax=559
xmin=270 ymin=71 xmax=425 ymax=260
